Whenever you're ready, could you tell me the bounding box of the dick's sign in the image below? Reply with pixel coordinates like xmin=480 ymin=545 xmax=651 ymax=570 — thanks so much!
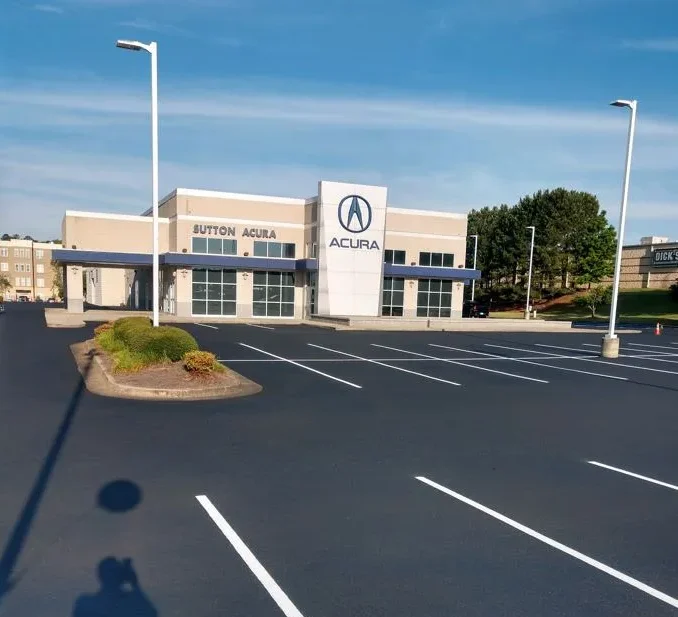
xmin=652 ymin=248 xmax=678 ymax=267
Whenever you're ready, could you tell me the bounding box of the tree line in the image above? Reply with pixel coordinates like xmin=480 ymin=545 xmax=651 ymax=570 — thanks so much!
xmin=466 ymin=188 xmax=617 ymax=307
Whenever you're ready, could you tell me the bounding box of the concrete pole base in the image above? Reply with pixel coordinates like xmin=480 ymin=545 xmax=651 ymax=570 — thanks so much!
xmin=601 ymin=335 xmax=620 ymax=358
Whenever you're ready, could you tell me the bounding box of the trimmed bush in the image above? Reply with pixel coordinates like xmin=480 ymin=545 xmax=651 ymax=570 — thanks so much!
xmin=113 ymin=316 xmax=153 ymax=347
xmin=184 ymin=350 xmax=219 ymax=373
xmin=136 ymin=326 xmax=199 ymax=362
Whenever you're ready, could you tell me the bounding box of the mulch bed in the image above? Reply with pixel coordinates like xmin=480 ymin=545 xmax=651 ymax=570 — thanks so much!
xmin=93 ymin=342 xmax=239 ymax=390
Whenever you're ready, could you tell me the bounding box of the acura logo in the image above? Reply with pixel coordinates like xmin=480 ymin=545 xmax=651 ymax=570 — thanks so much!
xmin=337 ymin=195 xmax=372 ymax=233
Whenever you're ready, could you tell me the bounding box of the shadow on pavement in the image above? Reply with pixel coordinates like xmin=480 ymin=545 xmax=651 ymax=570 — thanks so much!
xmin=72 ymin=557 xmax=158 ymax=617
xmin=0 ymin=350 xmax=93 ymax=604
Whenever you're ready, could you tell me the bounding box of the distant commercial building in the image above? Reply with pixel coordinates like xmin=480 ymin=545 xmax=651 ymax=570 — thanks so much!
xmin=0 ymin=238 xmax=62 ymax=300
xmin=52 ymin=180 xmax=480 ymax=319
xmin=602 ymin=236 xmax=678 ymax=289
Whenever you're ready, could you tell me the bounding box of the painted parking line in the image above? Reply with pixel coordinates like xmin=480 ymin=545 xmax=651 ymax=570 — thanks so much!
xmin=196 ymin=496 xmax=306 ymax=617
xmin=217 ymin=354 xmax=593 ymax=364
xmin=194 ymin=323 xmax=219 ymax=330
xmin=534 ymin=343 xmax=678 ymax=376
xmin=434 ymin=344 xmax=627 ymax=381
xmin=626 ymin=342 xmax=678 ymax=353
xmin=588 ymin=461 xmax=678 ymax=493
xmin=372 ymin=344 xmax=548 ymax=383
xmin=580 ymin=343 xmax=678 ymax=365
xmin=307 ymin=343 xmax=462 ymax=386
xmin=246 ymin=323 xmax=275 ymax=330
xmin=239 ymin=343 xmax=362 ymax=389
xmin=415 ymin=476 xmax=678 ymax=610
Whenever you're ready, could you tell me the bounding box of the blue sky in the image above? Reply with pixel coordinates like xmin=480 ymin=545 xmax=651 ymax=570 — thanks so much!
xmin=1 ymin=0 xmax=677 ymax=243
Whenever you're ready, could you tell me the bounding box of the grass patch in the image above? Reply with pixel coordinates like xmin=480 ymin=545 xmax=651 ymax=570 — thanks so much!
xmin=491 ymin=288 xmax=678 ymax=324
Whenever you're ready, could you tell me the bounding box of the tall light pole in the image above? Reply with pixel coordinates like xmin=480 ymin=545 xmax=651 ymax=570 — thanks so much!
xmin=116 ymin=39 xmax=160 ymax=327
xmin=602 ymin=99 xmax=637 ymax=359
xmin=525 ymin=226 xmax=535 ymax=319
xmin=470 ymin=234 xmax=479 ymax=302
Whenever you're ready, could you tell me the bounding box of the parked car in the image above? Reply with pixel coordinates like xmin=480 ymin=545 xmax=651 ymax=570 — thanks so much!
xmin=462 ymin=300 xmax=490 ymax=318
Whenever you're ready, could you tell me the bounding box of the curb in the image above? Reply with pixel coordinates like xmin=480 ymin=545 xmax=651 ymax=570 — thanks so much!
xmin=72 ymin=341 xmax=262 ymax=401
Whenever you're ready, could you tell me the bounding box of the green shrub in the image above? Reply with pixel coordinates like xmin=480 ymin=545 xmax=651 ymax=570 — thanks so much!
xmin=135 ymin=326 xmax=199 ymax=362
xmin=96 ymin=327 xmax=125 ymax=354
xmin=112 ymin=316 xmax=152 ymax=347
xmin=111 ymin=348 xmax=148 ymax=372
xmin=184 ymin=350 xmax=220 ymax=373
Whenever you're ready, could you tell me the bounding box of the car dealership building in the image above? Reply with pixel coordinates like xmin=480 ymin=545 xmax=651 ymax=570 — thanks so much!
xmin=53 ymin=181 xmax=480 ymax=320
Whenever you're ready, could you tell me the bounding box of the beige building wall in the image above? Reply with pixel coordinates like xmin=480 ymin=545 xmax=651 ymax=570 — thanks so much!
xmin=0 ymin=238 xmax=62 ymax=300
xmin=57 ymin=185 xmax=475 ymax=318
xmin=85 ymin=268 xmax=128 ymax=307
xmin=601 ymin=242 xmax=678 ymax=289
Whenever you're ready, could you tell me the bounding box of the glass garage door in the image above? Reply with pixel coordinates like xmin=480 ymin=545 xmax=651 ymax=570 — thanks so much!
xmin=253 ymin=271 xmax=295 ymax=317
xmin=192 ymin=269 xmax=237 ymax=316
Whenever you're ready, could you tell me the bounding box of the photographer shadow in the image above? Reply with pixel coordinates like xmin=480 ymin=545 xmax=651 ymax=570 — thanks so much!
xmin=73 ymin=557 xmax=157 ymax=617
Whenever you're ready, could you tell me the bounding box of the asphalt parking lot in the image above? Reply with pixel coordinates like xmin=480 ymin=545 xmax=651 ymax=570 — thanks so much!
xmin=3 ymin=304 xmax=678 ymax=616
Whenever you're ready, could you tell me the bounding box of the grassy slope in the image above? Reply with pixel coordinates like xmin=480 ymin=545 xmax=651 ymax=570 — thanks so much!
xmin=492 ymin=289 xmax=678 ymax=324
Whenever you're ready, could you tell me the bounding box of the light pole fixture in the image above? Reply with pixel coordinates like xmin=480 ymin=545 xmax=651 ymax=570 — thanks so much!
xmin=525 ymin=226 xmax=535 ymax=319
xmin=602 ymin=99 xmax=638 ymax=359
xmin=470 ymin=234 xmax=479 ymax=302
xmin=116 ymin=39 xmax=160 ymax=327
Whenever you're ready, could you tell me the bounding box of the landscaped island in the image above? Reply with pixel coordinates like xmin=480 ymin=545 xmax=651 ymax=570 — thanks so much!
xmin=71 ymin=316 xmax=261 ymax=400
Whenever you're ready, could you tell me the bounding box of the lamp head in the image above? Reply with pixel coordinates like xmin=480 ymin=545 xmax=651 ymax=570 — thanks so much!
xmin=116 ymin=39 xmax=144 ymax=51
xmin=610 ymin=99 xmax=636 ymax=109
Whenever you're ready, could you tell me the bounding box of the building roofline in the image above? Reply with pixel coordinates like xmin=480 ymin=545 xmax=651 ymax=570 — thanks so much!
xmin=65 ymin=210 xmax=171 ymax=223
xmin=386 ymin=206 xmax=467 ymax=220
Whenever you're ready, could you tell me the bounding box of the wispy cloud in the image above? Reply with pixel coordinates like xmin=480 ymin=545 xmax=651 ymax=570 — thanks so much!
xmin=118 ymin=18 xmax=192 ymax=36
xmin=3 ymin=79 xmax=678 ymax=137
xmin=622 ymin=38 xmax=678 ymax=52
xmin=1 ymin=76 xmax=678 ymax=240
xmin=33 ymin=4 xmax=64 ymax=13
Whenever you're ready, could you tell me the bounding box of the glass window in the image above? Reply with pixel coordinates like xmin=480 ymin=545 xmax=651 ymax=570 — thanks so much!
xmin=192 ymin=237 xmax=207 ymax=254
xmin=191 ymin=269 xmax=236 ymax=316
xmin=419 ymin=252 xmax=453 ymax=268
xmin=394 ymin=250 xmax=406 ymax=265
xmin=381 ymin=277 xmax=405 ymax=317
xmin=283 ymin=243 xmax=296 ymax=258
xmin=384 ymin=250 xmax=393 ymax=264
xmin=268 ymin=242 xmax=282 ymax=258
xmin=207 ymin=238 xmax=222 ymax=255
xmin=443 ymin=253 xmax=454 ymax=268
xmin=223 ymin=240 xmax=237 ymax=255
xmin=252 ymin=271 xmax=295 ymax=317
xmin=253 ymin=241 xmax=268 ymax=257
xmin=417 ymin=278 xmax=453 ymax=318
xmin=419 ymin=252 xmax=431 ymax=266
xmin=431 ymin=253 xmax=442 ymax=267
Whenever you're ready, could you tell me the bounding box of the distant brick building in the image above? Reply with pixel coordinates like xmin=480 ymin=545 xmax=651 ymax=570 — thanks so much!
xmin=602 ymin=236 xmax=678 ymax=289
xmin=0 ymin=238 xmax=63 ymax=300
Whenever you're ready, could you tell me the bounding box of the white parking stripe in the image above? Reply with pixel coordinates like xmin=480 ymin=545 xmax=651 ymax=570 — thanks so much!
xmin=580 ymin=343 xmax=678 ymax=365
xmin=588 ymin=461 xmax=678 ymax=492
xmin=194 ymin=323 xmax=218 ymax=329
xmin=415 ymin=476 xmax=678 ymax=610
xmin=196 ymin=496 xmax=306 ymax=617
xmin=239 ymin=343 xmax=362 ymax=389
xmin=626 ymin=342 xmax=678 ymax=352
xmin=371 ymin=344 xmax=548 ymax=383
xmin=217 ymin=354 xmax=602 ymax=363
xmin=246 ymin=323 xmax=275 ymax=330
xmin=307 ymin=343 xmax=461 ymax=386
xmin=433 ymin=344 xmax=627 ymax=381
xmin=534 ymin=343 xmax=678 ymax=375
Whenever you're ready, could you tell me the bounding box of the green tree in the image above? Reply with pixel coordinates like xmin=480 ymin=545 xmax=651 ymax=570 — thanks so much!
xmin=572 ymin=214 xmax=616 ymax=286
xmin=0 ymin=274 xmax=11 ymax=298
xmin=574 ymin=285 xmax=613 ymax=318
xmin=51 ymin=261 xmax=64 ymax=300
